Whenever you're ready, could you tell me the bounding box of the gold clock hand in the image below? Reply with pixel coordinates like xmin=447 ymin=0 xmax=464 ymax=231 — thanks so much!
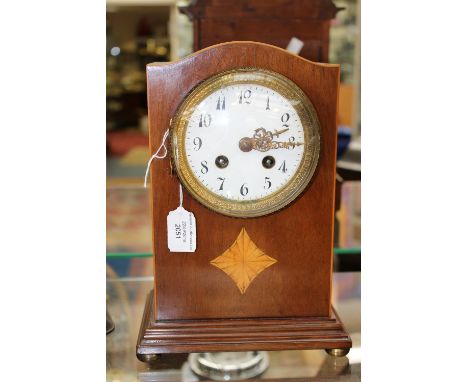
xmin=239 ymin=127 xmax=302 ymax=152
xmin=271 ymin=128 xmax=289 ymax=138
xmin=239 ymin=137 xmax=255 ymax=152
xmin=269 ymin=140 xmax=304 ymax=149
xmin=239 ymin=137 xmax=304 ymax=152
xmin=253 ymin=127 xmax=289 ymax=138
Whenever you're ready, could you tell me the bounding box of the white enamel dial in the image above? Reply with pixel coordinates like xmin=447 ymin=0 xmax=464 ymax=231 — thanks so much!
xmin=172 ymin=68 xmax=320 ymax=218
xmin=185 ymin=84 xmax=304 ymax=201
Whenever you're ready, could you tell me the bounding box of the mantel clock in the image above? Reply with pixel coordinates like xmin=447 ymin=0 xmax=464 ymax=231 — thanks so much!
xmin=137 ymin=41 xmax=351 ymax=361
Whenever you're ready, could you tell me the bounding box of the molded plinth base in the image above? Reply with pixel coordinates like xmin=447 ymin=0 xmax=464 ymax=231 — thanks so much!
xmin=136 ymin=290 xmax=351 ymax=362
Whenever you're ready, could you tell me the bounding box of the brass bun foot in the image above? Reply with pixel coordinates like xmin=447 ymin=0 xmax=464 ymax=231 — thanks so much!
xmin=325 ymin=348 xmax=350 ymax=357
xmin=137 ymin=353 xmax=159 ymax=363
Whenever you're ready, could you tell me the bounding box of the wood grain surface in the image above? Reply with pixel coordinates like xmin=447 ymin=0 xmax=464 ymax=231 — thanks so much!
xmin=137 ymin=290 xmax=351 ymax=357
xmin=147 ymin=41 xmax=340 ymax=320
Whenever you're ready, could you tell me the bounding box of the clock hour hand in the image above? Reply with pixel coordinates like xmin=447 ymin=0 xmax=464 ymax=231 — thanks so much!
xmin=253 ymin=127 xmax=289 ymax=139
xmin=239 ymin=127 xmax=304 ymax=152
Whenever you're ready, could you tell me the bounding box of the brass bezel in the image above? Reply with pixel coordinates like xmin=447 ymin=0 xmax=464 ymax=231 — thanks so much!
xmin=171 ymin=68 xmax=321 ymax=218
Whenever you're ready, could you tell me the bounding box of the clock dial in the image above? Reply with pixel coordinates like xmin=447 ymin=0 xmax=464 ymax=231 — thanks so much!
xmin=185 ymin=84 xmax=304 ymax=201
xmin=172 ymin=68 xmax=320 ymax=217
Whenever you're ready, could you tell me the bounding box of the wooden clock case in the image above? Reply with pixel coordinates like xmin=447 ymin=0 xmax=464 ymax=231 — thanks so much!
xmin=137 ymin=41 xmax=351 ymax=361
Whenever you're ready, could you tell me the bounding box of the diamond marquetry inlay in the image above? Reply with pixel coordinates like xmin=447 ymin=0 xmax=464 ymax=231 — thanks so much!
xmin=210 ymin=228 xmax=277 ymax=294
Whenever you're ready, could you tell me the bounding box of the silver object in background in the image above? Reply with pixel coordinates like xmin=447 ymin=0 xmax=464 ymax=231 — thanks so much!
xmin=188 ymin=351 xmax=269 ymax=381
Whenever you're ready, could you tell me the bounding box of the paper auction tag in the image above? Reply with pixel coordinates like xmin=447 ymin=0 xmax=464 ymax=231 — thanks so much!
xmin=167 ymin=207 xmax=196 ymax=252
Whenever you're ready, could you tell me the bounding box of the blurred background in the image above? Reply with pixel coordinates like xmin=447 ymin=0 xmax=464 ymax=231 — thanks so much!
xmin=106 ymin=0 xmax=361 ymax=273
xmin=106 ymin=1 xmax=361 ymax=379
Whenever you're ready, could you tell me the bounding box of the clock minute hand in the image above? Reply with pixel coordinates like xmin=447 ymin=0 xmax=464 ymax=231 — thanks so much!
xmin=253 ymin=127 xmax=303 ymax=151
xmin=239 ymin=127 xmax=304 ymax=152
xmin=269 ymin=140 xmax=304 ymax=149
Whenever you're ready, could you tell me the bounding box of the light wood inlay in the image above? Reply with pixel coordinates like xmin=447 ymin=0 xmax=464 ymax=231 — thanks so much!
xmin=210 ymin=228 xmax=277 ymax=294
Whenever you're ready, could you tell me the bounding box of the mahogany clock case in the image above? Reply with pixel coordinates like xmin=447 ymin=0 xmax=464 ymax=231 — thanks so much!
xmin=139 ymin=41 xmax=351 ymax=355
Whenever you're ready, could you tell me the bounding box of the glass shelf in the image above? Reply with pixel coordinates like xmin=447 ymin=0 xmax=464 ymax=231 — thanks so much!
xmin=107 ymin=247 xmax=361 ymax=259
xmin=106 ymin=272 xmax=361 ymax=381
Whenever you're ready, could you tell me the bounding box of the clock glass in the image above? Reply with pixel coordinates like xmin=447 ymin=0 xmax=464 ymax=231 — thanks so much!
xmin=171 ymin=68 xmax=321 ymax=217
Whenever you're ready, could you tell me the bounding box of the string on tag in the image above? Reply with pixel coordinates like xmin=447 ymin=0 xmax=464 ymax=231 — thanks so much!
xmin=179 ymin=183 xmax=183 ymax=207
xmin=144 ymin=128 xmax=170 ymax=188
xmin=144 ymin=128 xmax=185 ymax=209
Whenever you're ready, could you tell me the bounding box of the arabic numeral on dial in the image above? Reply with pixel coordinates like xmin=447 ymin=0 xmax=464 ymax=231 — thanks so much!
xmin=200 ymin=160 xmax=208 ymax=174
xmin=278 ymin=160 xmax=287 ymax=173
xmin=281 ymin=112 xmax=290 ymax=127
xmin=216 ymin=96 xmax=226 ymax=110
xmin=198 ymin=113 xmax=212 ymax=127
xmin=193 ymin=137 xmax=202 ymax=151
xmin=264 ymin=177 xmax=271 ymax=189
xmin=238 ymin=89 xmax=252 ymax=104
xmin=240 ymin=183 xmax=249 ymax=196
xmin=217 ymin=177 xmax=225 ymax=191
